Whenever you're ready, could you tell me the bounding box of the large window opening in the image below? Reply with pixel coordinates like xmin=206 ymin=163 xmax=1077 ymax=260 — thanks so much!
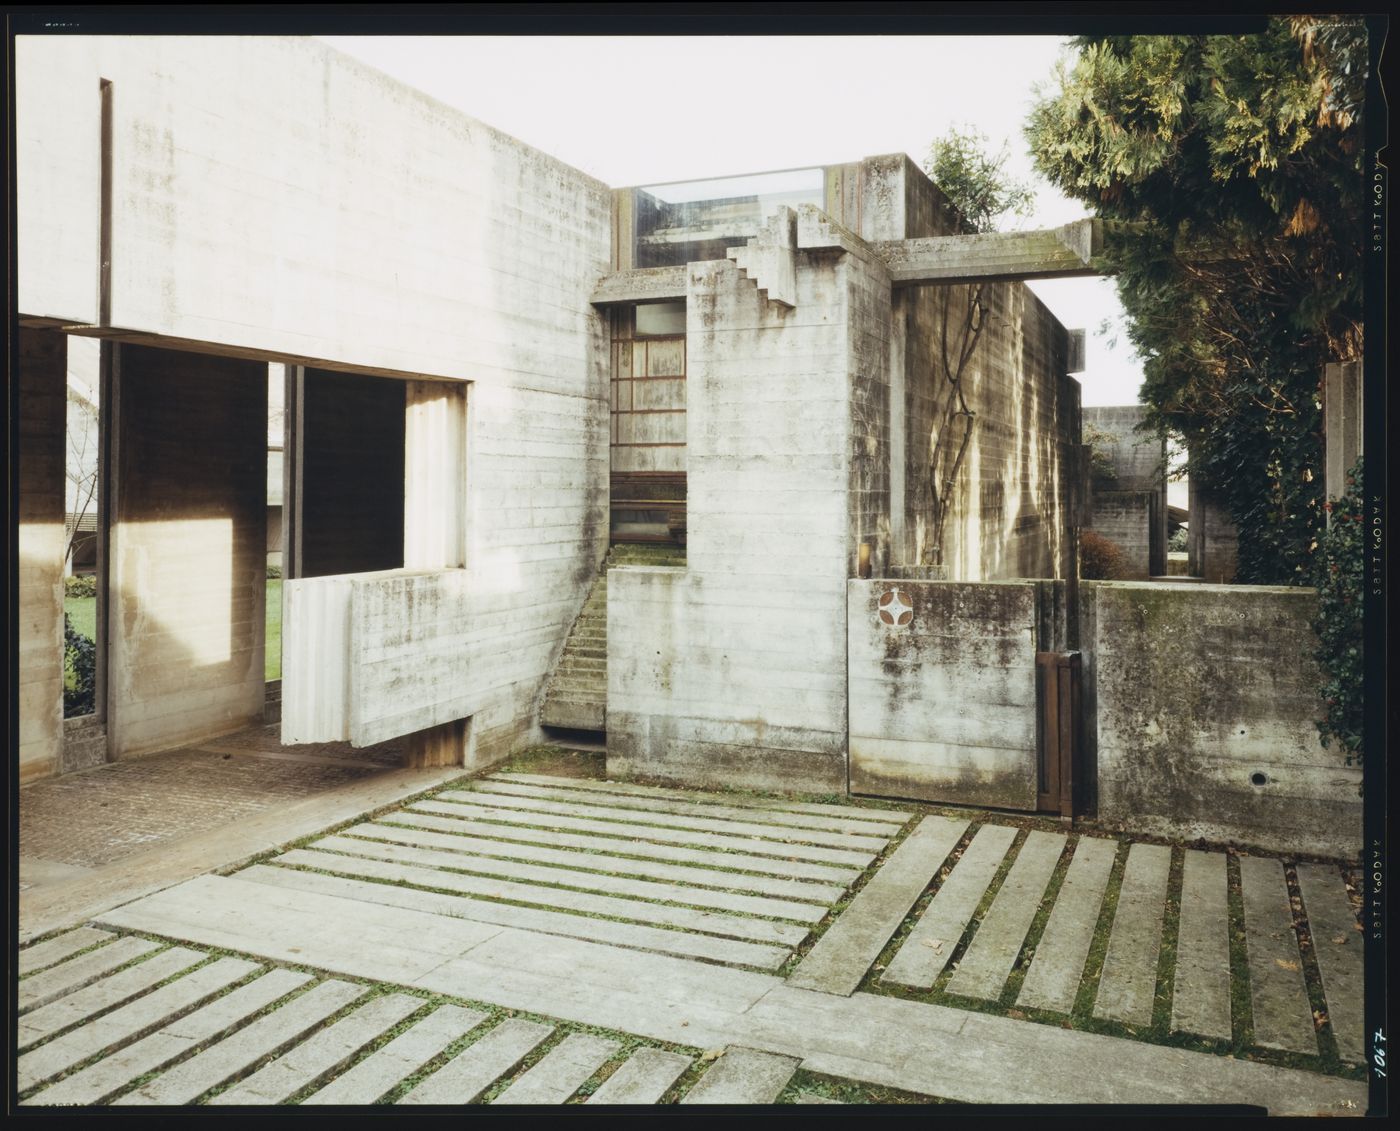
xmin=62 ymin=336 xmax=103 ymax=720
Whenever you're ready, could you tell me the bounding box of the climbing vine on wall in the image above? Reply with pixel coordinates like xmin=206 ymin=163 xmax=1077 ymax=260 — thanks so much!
xmin=1311 ymin=456 xmax=1364 ymax=763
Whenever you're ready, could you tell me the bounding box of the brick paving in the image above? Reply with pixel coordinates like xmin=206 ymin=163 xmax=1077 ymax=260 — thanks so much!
xmin=20 ymin=727 xmax=405 ymax=871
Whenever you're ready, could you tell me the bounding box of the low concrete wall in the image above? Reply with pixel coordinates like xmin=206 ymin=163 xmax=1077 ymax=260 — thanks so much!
xmin=848 ymin=580 xmax=1039 ymax=810
xmin=1083 ymin=581 xmax=1361 ymax=858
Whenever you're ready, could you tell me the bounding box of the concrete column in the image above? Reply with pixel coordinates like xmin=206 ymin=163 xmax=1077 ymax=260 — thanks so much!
xmin=18 ymin=328 xmax=68 ymax=782
xmin=107 ymin=343 xmax=267 ymax=759
xmin=1323 ymin=360 xmax=1363 ymax=512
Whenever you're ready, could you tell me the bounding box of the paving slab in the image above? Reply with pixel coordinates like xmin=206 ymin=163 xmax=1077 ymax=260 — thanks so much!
xmin=493 ymin=1032 xmax=620 ymax=1104
xmin=96 ymin=872 xmax=1367 ymax=1114
xmin=788 ymin=816 xmax=967 ymax=996
xmin=946 ymin=830 xmax=1066 ymax=1002
xmin=18 ymin=946 xmax=208 ymax=1051
xmin=311 ymin=831 xmax=828 ymax=922
xmin=242 ymin=864 xmax=790 ymax=969
xmin=278 ymin=847 xmax=808 ymax=946
xmin=1017 ymin=835 xmax=1117 ymax=1014
xmin=209 ymin=992 xmax=424 ymax=1104
xmin=881 ymin=823 xmax=1017 ymax=991
xmin=1239 ymin=855 xmax=1316 ymax=1055
xmin=18 ymin=928 xmax=116 ymax=976
xmin=24 ymin=969 xmax=312 ymax=1107
xmin=474 ymin=779 xmax=899 ymax=837
xmin=18 ymin=936 xmax=163 ymax=1012
xmin=113 ymin=979 xmax=368 ymax=1105
xmin=1171 ymin=850 xmax=1232 ymax=1040
xmin=491 ymin=772 xmax=911 ymax=825
xmin=585 ymin=1047 xmax=693 ymax=1105
xmin=438 ymin=789 xmax=889 ymax=852
xmin=302 ymin=1004 xmax=489 ymax=1104
xmin=680 ymin=1047 xmax=800 ymax=1105
xmin=402 ymin=804 xmax=861 ymax=883
xmin=363 ymin=818 xmax=845 ymax=903
xmin=1294 ymin=862 xmax=1364 ymax=1062
xmin=1094 ymin=843 xmax=1171 ymax=1027
xmin=18 ymin=957 xmax=259 ymax=1092
xmin=398 ymin=1019 xmax=554 ymax=1104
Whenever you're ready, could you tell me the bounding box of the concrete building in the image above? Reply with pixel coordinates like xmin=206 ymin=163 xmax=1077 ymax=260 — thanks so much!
xmin=1082 ymin=405 xmax=1167 ymax=579
xmin=16 ymin=36 xmax=1357 ymax=854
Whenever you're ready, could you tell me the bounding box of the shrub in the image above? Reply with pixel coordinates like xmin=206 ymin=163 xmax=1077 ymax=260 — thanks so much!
xmin=267 ymin=562 xmax=283 ymax=579
xmin=1312 ymin=456 xmax=1363 ymax=762
xmin=1167 ymin=526 xmax=1188 ymax=554
xmin=64 ymin=574 xmax=97 ymax=599
xmin=1079 ymin=530 xmax=1127 ymax=580
xmin=64 ymin=613 xmax=97 ymax=717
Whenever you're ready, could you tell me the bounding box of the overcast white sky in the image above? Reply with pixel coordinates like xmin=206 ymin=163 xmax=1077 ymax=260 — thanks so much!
xmin=321 ymin=35 xmax=1147 ymax=408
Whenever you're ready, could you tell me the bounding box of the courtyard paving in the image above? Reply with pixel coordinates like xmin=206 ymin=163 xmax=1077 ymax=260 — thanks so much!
xmin=15 ymin=757 xmax=1368 ymax=1111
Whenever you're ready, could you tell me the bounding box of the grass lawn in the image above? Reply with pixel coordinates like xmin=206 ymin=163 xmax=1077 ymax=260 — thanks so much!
xmin=64 ymin=579 xmax=283 ymax=682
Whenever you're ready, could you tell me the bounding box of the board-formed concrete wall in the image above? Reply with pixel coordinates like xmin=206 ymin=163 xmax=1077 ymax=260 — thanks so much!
xmin=848 ymin=580 xmax=1039 ymax=809
xmin=18 ymin=329 xmax=68 ymax=783
xmin=1082 ymin=581 xmax=1361 ymax=857
xmin=17 ymin=36 xmax=611 ymax=769
xmin=608 ymin=251 xmax=871 ymax=793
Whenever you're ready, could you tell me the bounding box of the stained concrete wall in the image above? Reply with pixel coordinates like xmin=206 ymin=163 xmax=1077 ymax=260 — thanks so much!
xmin=1082 ymin=581 xmax=1361 ymax=857
xmin=1084 ymin=406 xmax=1166 ymax=577
xmin=1188 ymin=478 xmax=1239 ymax=585
xmin=608 ymin=252 xmax=871 ymax=793
xmin=17 ymin=36 xmax=611 ymax=769
xmin=108 ymin=344 xmax=268 ymax=760
xmin=1089 ymin=491 xmax=1156 ymax=581
xmin=848 ymin=580 xmax=1039 ymax=809
xmin=1323 ymin=360 xmax=1363 ymax=507
xmin=18 ymin=328 xmax=69 ymax=783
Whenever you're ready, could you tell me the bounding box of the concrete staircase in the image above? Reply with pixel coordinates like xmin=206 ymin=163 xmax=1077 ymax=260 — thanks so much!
xmin=540 ymin=544 xmax=685 ymax=733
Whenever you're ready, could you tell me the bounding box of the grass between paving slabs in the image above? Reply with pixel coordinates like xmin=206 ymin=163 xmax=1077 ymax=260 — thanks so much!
xmin=854 ymin=829 xmax=1364 ymax=1083
xmin=778 ymin=1069 xmax=952 ymax=1105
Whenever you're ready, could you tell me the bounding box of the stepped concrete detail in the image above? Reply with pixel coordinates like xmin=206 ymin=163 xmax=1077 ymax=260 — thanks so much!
xmin=540 ymin=545 xmax=684 ymax=733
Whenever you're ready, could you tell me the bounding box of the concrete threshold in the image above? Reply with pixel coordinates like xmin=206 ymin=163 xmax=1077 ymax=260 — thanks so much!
xmin=19 ymin=764 xmax=466 ymax=942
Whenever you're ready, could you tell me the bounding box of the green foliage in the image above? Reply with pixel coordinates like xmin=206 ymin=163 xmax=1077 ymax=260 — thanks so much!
xmin=1167 ymin=526 xmax=1188 ymax=554
xmin=1311 ymin=458 xmax=1364 ymax=761
xmin=1079 ymin=530 xmax=1128 ymax=580
xmin=925 ymin=124 xmax=1036 ymax=233
xmin=64 ymin=574 xmax=97 ymax=599
xmin=266 ymin=562 xmax=283 ymax=579
xmin=1026 ymin=18 xmax=1367 ymax=584
xmin=1081 ymin=422 xmax=1120 ymax=483
xmin=64 ymin=613 xmax=97 ymax=717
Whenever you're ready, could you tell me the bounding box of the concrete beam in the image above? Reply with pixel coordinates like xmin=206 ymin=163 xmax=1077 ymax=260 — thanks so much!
xmin=870 ymin=219 xmax=1107 ymax=285
xmin=590 ymin=266 xmax=687 ymax=306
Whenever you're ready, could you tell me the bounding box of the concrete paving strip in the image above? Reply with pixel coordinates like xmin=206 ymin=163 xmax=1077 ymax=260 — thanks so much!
xmin=19 ymin=763 xmax=467 ymax=942
xmin=946 ymin=830 xmax=1066 ymax=1002
xmin=398 ymin=1019 xmax=554 ymax=1104
xmin=368 ymin=817 xmax=846 ymax=903
xmin=18 ymin=927 xmax=117 ymax=976
xmin=585 ymin=1047 xmax=693 ymax=1105
xmin=787 ymin=816 xmax=968 ymax=996
xmin=18 ymin=936 xmax=163 ymax=1013
xmin=95 ymin=875 xmax=1367 ymax=1114
xmin=679 ymin=1047 xmax=800 ymax=1105
xmin=1017 ymin=835 xmax=1118 ymax=1014
xmin=490 ymin=772 xmax=912 ymax=825
xmin=240 ymin=864 xmax=792 ymax=969
xmin=881 ymin=823 xmax=1017 ymax=991
xmin=313 ymin=831 xmax=830 ymax=922
xmin=19 ymin=946 xmax=209 ymax=1051
xmin=277 ymin=847 xmax=810 ymax=947
xmin=208 ymin=992 xmax=425 ymax=1104
xmin=302 ymin=1004 xmax=489 ymax=1105
xmin=24 ymin=969 xmax=312 ymax=1107
xmin=1094 ymin=842 xmax=1171 ymax=1027
xmin=1294 ymin=863 xmax=1364 ymax=1063
xmin=474 ymin=779 xmax=901 ymax=837
xmin=112 ymin=979 xmax=368 ymax=1105
xmin=402 ymin=804 xmax=863 ymax=883
xmin=1239 ymin=855 xmax=1318 ymax=1056
xmin=413 ymin=798 xmax=875 ymax=868
xmin=1171 ymin=850 xmax=1232 ymax=1040
xmin=18 ymin=957 xmax=260 ymax=1093
xmin=492 ymin=1032 xmax=620 ymax=1104
xmin=438 ymin=789 xmax=890 ymax=852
